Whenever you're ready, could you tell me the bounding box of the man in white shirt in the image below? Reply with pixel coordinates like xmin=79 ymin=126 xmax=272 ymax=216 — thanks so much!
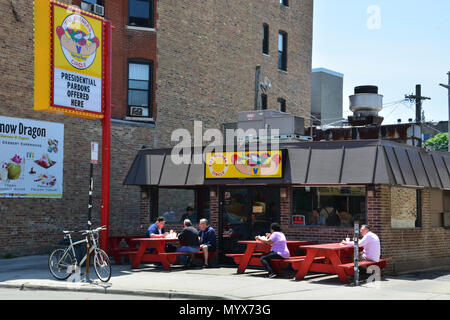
xmin=343 ymin=225 xmax=380 ymax=262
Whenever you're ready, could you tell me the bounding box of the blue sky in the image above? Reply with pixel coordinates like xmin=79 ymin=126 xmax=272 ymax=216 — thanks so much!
xmin=312 ymin=0 xmax=450 ymax=124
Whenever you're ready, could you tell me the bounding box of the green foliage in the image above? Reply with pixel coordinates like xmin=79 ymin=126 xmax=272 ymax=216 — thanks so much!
xmin=424 ymin=133 xmax=449 ymax=151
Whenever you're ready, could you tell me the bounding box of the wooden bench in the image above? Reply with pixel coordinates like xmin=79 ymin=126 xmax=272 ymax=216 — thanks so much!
xmin=337 ymin=257 xmax=391 ymax=276
xmin=109 ymin=248 xmax=139 ymax=264
xmin=270 ymin=256 xmax=326 ymax=274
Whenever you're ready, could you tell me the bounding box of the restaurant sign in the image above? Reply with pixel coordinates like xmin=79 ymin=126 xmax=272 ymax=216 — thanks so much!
xmin=0 ymin=116 xmax=64 ymax=198
xmin=34 ymin=1 xmax=104 ymax=119
xmin=205 ymin=151 xmax=282 ymax=179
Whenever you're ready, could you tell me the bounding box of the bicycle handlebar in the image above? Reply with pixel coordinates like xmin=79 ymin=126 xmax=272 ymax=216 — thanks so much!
xmin=79 ymin=226 xmax=107 ymax=235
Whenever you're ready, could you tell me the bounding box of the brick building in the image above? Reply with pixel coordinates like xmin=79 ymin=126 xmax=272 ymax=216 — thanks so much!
xmin=0 ymin=0 xmax=313 ymax=256
xmin=126 ymin=140 xmax=450 ymax=273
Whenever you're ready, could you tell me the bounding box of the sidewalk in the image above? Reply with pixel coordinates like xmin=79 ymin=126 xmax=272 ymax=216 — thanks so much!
xmin=1 ymin=255 xmax=450 ymax=300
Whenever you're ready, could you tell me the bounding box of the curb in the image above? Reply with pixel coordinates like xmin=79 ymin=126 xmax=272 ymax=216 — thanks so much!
xmin=0 ymin=282 xmax=235 ymax=300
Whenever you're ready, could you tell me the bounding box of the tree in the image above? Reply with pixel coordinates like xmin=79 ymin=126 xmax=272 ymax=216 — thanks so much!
xmin=424 ymin=133 xmax=448 ymax=151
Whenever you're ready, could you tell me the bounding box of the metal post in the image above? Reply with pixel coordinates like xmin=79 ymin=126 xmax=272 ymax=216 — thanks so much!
xmin=441 ymin=72 xmax=450 ymax=152
xmin=353 ymin=222 xmax=359 ymax=286
xmin=85 ymin=162 xmax=93 ymax=281
xmin=255 ymin=66 xmax=262 ymax=110
xmin=100 ymin=20 xmax=112 ymax=251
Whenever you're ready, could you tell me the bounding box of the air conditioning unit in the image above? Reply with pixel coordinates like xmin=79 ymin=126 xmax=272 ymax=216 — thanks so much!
xmin=93 ymin=4 xmax=105 ymax=16
xmin=80 ymin=2 xmax=104 ymax=17
xmin=130 ymin=107 xmax=145 ymax=117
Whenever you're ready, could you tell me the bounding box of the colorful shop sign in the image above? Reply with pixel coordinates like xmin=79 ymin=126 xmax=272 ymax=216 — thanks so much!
xmin=205 ymin=151 xmax=282 ymax=179
xmin=34 ymin=1 xmax=104 ymax=119
xmin=0 ymin=116 xmax=64 ymax=198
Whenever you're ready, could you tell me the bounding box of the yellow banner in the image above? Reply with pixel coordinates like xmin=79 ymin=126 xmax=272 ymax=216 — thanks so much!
xmin=205 ymin=151 xmax=282 ymax=179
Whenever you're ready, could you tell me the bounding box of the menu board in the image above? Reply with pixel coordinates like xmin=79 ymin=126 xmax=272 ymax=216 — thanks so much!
xmin=0 ymin=116 xmax=64 ymax=198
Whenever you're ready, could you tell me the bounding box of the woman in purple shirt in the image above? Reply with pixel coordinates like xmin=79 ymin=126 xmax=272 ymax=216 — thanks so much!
xmin=255 ymin=222 xmax=290 ymax=278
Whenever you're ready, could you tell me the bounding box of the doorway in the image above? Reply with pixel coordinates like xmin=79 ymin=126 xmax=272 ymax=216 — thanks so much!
xmin=220 ymin=187 xmax=280 ymax=261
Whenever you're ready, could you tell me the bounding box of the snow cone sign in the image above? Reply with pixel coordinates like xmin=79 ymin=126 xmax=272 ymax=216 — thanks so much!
xmin=34 ymin=1 xmax=105 ymax=119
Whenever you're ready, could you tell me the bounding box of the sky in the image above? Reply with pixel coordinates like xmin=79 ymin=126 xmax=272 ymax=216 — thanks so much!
xmin=312 ymin=0 xmax=450 ymax=125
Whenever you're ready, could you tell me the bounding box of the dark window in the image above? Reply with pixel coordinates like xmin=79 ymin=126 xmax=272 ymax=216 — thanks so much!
xmin=278 ymin=98 xmax=286 ymax=112
xmin=262 ymin=24 xmax=269 ymax=55
xmin=292 ymin=187 xmax=366 ymax=227
xmin=280 ymin=0 xmax=289 ymax=7
xmin=278 ymin=31 xmax=287 ymax=71
xmin=127 ymin=60 xmax=153 ymax=118
xmin=128 ymin=0 xmax=154 ymax=28
xmin=261 ymin=93 xmax=268 ymax=110
xmin=151 ymin=188 xmax=210 ymax=224
xmin=415 ymin=189 xmax=422 ymax=228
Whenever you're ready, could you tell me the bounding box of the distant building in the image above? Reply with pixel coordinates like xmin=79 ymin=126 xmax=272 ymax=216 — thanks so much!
xmin=422 ymin=121 xmax=448 ymax=143
xmin=311 ymin=68 xmax=344 ymax=127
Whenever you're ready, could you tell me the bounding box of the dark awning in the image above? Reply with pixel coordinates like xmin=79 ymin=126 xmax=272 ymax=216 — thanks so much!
xmin=123 ymin=140 xmax=450 ymax=189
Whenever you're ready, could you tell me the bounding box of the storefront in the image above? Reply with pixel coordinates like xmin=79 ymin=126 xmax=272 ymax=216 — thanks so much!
xmin=124 ymin=139 xmax=450 ymax=273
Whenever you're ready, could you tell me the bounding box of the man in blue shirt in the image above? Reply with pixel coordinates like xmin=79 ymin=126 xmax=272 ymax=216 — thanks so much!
xmin=146 ymin=217 xmax=168 ymax=238
xmin=198 ymin=218 xmax=217 ymax=268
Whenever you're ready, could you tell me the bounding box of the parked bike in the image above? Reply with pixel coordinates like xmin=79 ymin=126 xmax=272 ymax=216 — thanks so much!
xmin=48 ymin=226 xmax=111 ymax=282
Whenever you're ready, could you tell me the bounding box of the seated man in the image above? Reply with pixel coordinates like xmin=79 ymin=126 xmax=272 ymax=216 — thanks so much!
xmin=180 ymin=206 xmax=197 ymax=224
xmin=198 ymin=218 xmax=217 ymax=268
xmin=146 ymin=217 xmax=168 ymax=238
xmin=342 ymin=224 xmax=380 ymax=262
xmin=176 ymin=219 xmax=200 ymax=267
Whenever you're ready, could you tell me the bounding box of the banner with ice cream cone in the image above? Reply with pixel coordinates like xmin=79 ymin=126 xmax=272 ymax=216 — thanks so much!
xmin=0 ymin=116 xmax=64 ymax=198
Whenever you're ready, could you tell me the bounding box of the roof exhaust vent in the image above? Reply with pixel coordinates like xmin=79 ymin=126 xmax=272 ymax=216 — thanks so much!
xmin=348 ymin=85 xmax=384 ymax=126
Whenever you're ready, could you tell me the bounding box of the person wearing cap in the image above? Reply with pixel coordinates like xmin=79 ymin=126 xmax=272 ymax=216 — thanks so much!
xmin=146 ymin=216 xmax=169 ymax=238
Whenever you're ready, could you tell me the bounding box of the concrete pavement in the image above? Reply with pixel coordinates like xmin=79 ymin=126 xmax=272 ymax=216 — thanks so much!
xmin=1 ymin=255 xmax=450 ymax=300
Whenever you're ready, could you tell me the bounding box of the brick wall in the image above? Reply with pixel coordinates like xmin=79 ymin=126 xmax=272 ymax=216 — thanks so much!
xmin=155 ymin=0 xmax=313 ymax=146
xmin=0 ymin=0 xmax=151 ymax=256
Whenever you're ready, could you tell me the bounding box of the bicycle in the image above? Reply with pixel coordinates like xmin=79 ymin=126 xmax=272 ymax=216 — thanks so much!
xmin=48 ymin=226 xmax=112 ymax=282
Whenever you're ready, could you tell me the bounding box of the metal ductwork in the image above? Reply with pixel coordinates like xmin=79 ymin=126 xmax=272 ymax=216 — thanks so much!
xmin=348 ymin=85 xmax=384 ymax=126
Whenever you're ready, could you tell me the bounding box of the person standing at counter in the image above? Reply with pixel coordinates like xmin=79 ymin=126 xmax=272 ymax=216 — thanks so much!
xmin=255 ymin=222 xmax=290 ymax=278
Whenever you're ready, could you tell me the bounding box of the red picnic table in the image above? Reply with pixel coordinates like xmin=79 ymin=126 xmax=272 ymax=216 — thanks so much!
xmin=226 ymin=240 xmax=313 ymax=274
xmin=107 ymin=235 xmax=145 ymax=264
xmin=294 ymin=243 xmax=360 ymax=283
xmin=129 ymin=237 xmax=179 ymax=270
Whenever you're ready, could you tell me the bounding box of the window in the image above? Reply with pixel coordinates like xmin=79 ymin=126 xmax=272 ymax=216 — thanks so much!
xmin=278 ymin=98 xmax=286 ymax=112
xmin=261 ymin=93 xmax=268 ymax=110
xmin=128 ymin=0 xmax=154 ymax=28
xmin=127 ymin=60 xmax=153 ymax=118
xmin=81 ymin=0 xmax=104 ymax=16
xmin=278 ymin=31 xmax=287 ymax=71
xmin=152 ymin=188 xmax=210 ymax=224
xmin=280 ymin=0 xmax=289 ymax=7
xmin=262 ymin=24 xmax=269 ymax=55
xmin=292 ymin=187 xmax=366 ymax=227
xmin=390 ymin=187 xmax=421 ymax=229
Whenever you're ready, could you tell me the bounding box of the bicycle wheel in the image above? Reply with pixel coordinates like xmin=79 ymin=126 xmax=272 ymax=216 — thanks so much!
xmin=48 ymin=248 xmax=74 ymax=280
xmin=93 ymin=249 xmax=111 ymax=282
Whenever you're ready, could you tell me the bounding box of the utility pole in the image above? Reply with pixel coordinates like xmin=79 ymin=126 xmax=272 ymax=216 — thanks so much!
xmin=405 ymin=84 xmax=431 ymax=147
xmin=439 ymin=72 xmax=450 ymax=152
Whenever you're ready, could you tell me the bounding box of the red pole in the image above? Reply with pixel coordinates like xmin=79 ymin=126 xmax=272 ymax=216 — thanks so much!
xmin=100 ymin=20 xmax=112 ymax=251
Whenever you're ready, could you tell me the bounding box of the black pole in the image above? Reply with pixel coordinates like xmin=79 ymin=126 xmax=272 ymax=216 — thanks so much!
xmin=415 ymin=84 xmax=421 ymax=124
xmin=86 ymin=162 xmax=94 ymax=281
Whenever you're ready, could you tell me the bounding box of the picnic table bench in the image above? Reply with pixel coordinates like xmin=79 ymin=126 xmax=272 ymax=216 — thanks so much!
xmin=225 ymin=240 xmax=314 ymax=274
xmin=295 ymin=243 xmax=391 ymax=283
xmin=337 ymin=257 xmax=392 ymax=276
xmin=107 ymin=235 xmax=145 ymax=264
